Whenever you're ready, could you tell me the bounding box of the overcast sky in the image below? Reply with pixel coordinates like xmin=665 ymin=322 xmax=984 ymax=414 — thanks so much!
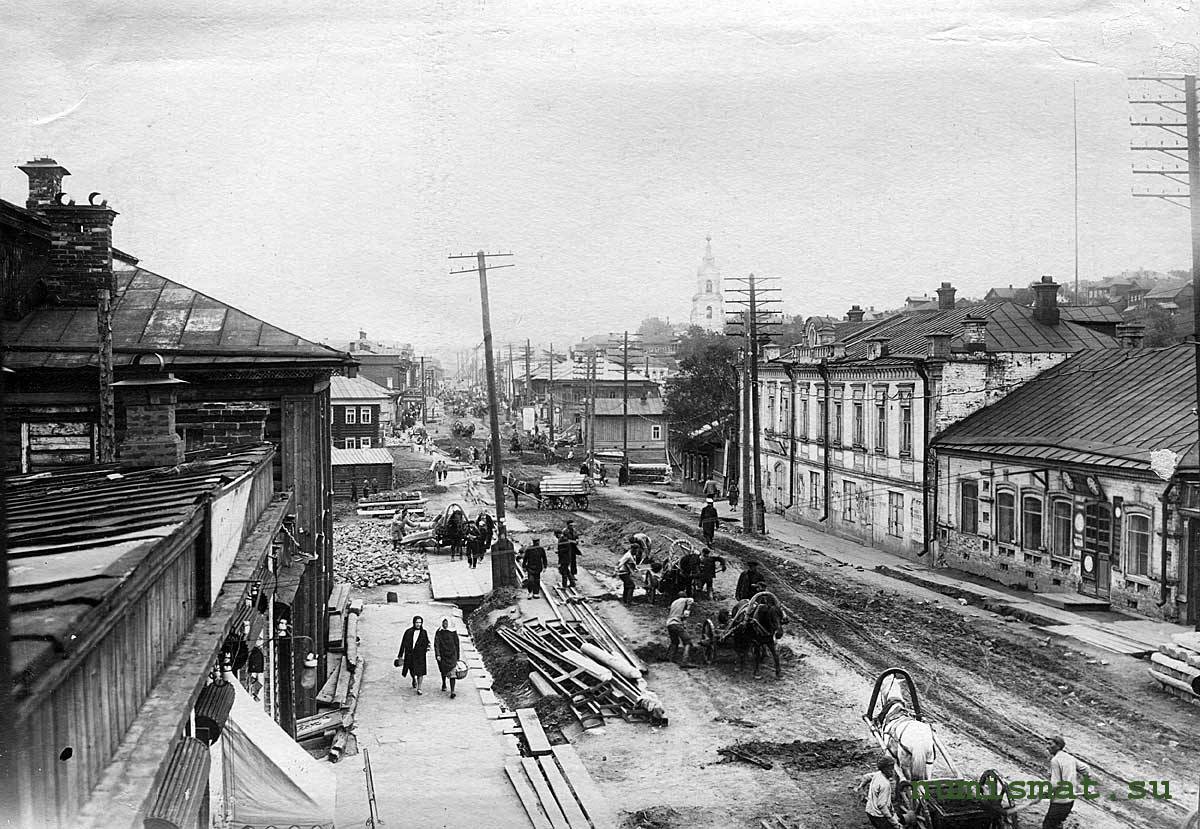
xmin=3 ymin=1 xmax=1198 ymax=365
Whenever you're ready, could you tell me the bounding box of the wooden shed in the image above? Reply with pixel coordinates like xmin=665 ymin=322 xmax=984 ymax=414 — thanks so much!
xmin=332 ymin=446 xmax=395 ymax=498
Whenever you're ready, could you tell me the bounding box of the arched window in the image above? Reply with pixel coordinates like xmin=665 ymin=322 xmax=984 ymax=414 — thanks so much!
xmin=706 ymin=306 xmax=713 ymax=319
xmin=996 ymin=490 xmax=1016 ymax=543
xmin=1021 ymin=494 xmax=1043 ymax=549
xmin=1126 ymin=514 xmax=1152 ymax=575
xmin=705 ymin=280 xmax=713 ymax=294
xmin=1050 ymin=499 xmax=1072 ymax=557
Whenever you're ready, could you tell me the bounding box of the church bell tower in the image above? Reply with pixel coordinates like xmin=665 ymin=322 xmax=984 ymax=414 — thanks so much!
xmin=689 ymin=235 xmax=723 ymax=331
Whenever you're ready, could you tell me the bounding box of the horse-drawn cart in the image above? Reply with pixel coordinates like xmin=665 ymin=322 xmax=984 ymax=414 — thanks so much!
xmin=538 ymin=473 xmax=594 ymax=510
xmin=864 ymin=668 xmax=1020 ymax=829
xmin=699 ymin=591 xmax=786 ymax=678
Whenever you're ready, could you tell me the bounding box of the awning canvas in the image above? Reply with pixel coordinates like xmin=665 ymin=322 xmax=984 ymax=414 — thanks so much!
xmin=222 ymin=681 xmax=336 ymax=828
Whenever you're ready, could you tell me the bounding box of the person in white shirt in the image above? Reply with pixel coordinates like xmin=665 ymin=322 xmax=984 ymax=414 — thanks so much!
xmin=665 ymin=597 xmax=697 ymax=668
xmin=1008 ymin=736 xmax=1092 ymax=828
xmin=854 ymin=756 xmax=902 ymax=829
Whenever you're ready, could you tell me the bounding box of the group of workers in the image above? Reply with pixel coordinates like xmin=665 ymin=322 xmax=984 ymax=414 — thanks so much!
xmin=518 ymin=519 xmax=581 ymax=597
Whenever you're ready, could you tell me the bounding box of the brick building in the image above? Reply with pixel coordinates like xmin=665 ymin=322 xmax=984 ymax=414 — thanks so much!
xmin=1 ymin=158 xmax=351 ymax=817
xmin=757 ymin=279 xmax=1116 ymax=560
xmin=934 ymin=345 xmax=1199 ymax=623
xmin=330 ymin=374 xmax=392 ymax=448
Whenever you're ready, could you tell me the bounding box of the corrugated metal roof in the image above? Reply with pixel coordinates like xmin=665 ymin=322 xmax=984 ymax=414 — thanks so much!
xmin=331 ymin=447 xmax=395 ymax=466
xmin=330 ymin=374 xmax=392 ymax=401
xmin=593 ymin=398 xmax=665 ymax=416
xmin=934 ymin=346 xmax=1196 ymax=473
xmin=4 ymin=267 xmax=350 ymax=369
xmin=6 ymin=445 xmax=273 ymax=697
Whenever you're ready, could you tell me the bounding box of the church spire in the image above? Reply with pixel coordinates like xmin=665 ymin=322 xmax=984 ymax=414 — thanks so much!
xmin=704 ymin=234 xmax=713 ymax=264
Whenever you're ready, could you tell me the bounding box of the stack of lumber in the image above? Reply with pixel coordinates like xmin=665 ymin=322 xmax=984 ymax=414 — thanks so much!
xmin=1149 ymin=632 xmax=1200 ymax=706
xmin=356 ymin=492 xmax=427 ymax=519
xmin=333 ymin=520 xmax=429 ymax=586
xmin=298 ymin=588 xmax=368 ymax=760
xmin=496 ymin=596 xmax=664 ymax=730
xmin=504 ymin=709 xmax=618 ymax=829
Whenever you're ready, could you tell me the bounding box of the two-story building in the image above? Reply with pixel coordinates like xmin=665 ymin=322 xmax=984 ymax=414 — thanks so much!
xmin=758 ymin=279 xmax=1116 ymax=560
xmin=933 ymin=343 xmax=1199 ymax=623
xmin=331 ymin=373 xmax=392 ymax=448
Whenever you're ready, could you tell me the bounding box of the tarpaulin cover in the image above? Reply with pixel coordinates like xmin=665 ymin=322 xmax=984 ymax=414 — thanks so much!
xmin=222 ymin=681 xmax=337 ymax=828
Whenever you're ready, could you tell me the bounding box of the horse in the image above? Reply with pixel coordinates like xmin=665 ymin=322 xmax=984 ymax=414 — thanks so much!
xmin=731 ymin=593 xmax=786 ymax=678
xmin=871 ymin=671 xmax=938 ymax=782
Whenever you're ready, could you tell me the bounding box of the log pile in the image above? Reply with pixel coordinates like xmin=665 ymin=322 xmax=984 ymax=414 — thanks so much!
xmin=333 ymin=520 xmax=428 ymax=587
xmin=297 ymin=585 xmax=368 ymax=760
xmin=1150 ymin=632 xmax=1200 ymax=706
xmin=496 ymin=588 xmax=665 ymax=730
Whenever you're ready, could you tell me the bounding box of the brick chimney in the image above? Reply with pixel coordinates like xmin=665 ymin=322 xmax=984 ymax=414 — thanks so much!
xmin=866 ymin=338 xmax=889 ymax=360
xmin=1115 ymin=321 xmax=1146 ymax=349
xmin=115 ymin=379 xmax=186 ymax=469
xmin=1031 ymin=275 xmax=1060 ymax=325
xmin=936 ymin=282 xmax=956 ymax=310
xmin=19 ymin=159 xmax=117 ymax=305
xmin=926 ymin=331 xmax=952 ymax=360
xmin=846 ymin=305 xmax=865 ymax=323
xmin=962 ymin=314 xmax=988 ymax=352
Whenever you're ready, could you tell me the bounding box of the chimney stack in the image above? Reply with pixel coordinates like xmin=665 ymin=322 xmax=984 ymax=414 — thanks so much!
xmin=962 ymin=314 xmax=988 ymax=352
xmin=846 ymin=305 xmax=865 ymax=323
xmin=1031 ymin=275 xmax=1061 ymax=325
xmin=1115 ymin=321 xmax=1146 ymax=349
xmin=114 ymin=378 xmax=187 ymax=469
xmin=19 ymin=158 xmax=117 ymax=305
xmin=926 ymin=331 xmax=952 ymax=361
xmin=936 ymin=282 xmax=956 ymax=310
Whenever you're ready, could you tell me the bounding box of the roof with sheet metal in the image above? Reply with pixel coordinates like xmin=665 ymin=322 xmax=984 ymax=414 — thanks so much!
xmin=3 ymin=267 xmax=350 ymax=370
xmin=933 ymin=346 xmax=1195 ymax=474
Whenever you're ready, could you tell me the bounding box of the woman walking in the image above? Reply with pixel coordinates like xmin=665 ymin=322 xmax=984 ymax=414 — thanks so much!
xmin=394 ymin=616 xmax=430 ymax=695
xmin=434 ymin=618 xmax=462 ymax=698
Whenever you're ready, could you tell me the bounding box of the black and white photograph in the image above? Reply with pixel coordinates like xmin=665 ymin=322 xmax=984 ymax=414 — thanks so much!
xmin=3 ymin=2 xmax=1200 ymax=827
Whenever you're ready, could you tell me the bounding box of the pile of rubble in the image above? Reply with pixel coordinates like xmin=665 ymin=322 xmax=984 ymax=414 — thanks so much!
xmin=333 ymin=520 xmax=428 ymax=587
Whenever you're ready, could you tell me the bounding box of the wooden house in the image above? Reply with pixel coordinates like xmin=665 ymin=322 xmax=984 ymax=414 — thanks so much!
xmin=331 ymin=446 xmax=396 ymax=498
xmin=331 ymin=374 xmax=392 ymax=447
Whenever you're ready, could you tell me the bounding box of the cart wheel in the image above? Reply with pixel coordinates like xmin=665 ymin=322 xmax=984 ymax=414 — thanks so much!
xmin=701 ymin=619 xmax=717 ymax=664
xmin=577 ymin=495 xmax=589 ymax=511
xmin=546 ymin=496 xmax=562 ymax=510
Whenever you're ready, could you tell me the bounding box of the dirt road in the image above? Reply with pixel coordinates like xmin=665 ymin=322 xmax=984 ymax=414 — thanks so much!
xmin=500 ymin=482 xmax=1199 ymax=829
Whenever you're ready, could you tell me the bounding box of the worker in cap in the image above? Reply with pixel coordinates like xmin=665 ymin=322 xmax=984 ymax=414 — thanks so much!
xmin=1006 ymin=735 xmax=1093 ymax=827
xmin=699 ymin=496 xmax=720 ymax=546
xmin=854 ymin=755 xmax=902 ymax=828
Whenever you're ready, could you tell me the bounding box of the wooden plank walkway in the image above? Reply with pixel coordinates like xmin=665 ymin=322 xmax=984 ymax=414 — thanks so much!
xmin=1035 ymin=624 xmax=1154 ymax=657
xmin=427 ymin=557 xmax=492 ymax=602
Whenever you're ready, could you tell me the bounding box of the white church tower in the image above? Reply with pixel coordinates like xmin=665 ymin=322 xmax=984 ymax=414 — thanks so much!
xmin=689 ymin=235 xmax=724 ymax=331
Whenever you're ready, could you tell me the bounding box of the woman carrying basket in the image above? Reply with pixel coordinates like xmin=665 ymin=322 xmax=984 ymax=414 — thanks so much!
xmin=434 ymin=618 xmax=463 ymax=698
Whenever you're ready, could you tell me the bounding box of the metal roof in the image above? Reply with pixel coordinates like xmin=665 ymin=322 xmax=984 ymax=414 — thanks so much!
xmin=330 ymin=374 xmax=392 ymax=401
xmin=934 ymin=346 xmax=1196 ymax=473
xmin=330 ymin=447 xmax=395 ymax=466
xmin=4 ymin=267 xmax=350 ymax=370
xmin=7 ymin=445 xmax=274 ymax=698
xmin=838 ymin=301 xmax=1115 ymax=358
xmin=1059 ymin=305 xmax=1123 ymax=324
xmin=593 ymin=398 xmax=665 ymax=416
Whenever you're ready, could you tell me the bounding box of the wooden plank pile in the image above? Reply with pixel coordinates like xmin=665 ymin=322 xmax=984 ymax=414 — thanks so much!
xmin=1149 ymin=632 xmax=1200 ymax=707
xmin=495 ymin=588 xmax=665 ymax=730
xmin=297 ymin=584 xmax=368 ymax=760
xmin=333 ymin=520 xmax=428 ymax=587
xmin=356 ymin=492 xmax=427 ymax=519
xmin=504 ymin=712 xmax=619 ymax=829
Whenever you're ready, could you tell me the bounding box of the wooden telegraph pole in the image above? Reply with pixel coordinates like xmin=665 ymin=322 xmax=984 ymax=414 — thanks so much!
xmin=450 ymin=250 xmax=517 ymax=588
xmin=546 ymin=343 xmax=557 ymax=444
xmin=419 ymin=355 xmax=427 ymax=424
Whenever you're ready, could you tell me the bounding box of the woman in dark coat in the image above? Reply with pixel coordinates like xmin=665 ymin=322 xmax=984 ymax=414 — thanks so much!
xmin=434 ymin=618 xmax=462 ymax=698
xmin=395 ymin=616 xmax=430 ymax=694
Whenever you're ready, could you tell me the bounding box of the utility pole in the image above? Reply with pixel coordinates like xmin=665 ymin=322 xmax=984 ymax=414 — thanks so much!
xmin=1073 ymin=80 xmax=1080 ymax=304
xmin=1130 ymin=74 xmax=1200 ymax=629
xmin=739 ymin=342 xmax=753 ymax=531
xmin=587 ymin=348 xmax=597 ymax=465
xmin=449 ymin=250 xmax=517 ymax=588
xmin=726 ymin=274 xmax=781 ymax=534
xmin=606 ymin=332 xmax=644 ymax=482
xmin=545 ymin=343 xmax=557 ymax=444
xmin=419 ymin=355 xmax=427 ymax=424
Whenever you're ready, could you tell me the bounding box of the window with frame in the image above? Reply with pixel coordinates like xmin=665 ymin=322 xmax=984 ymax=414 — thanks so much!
xmin=834 ymin=399 xmax=844 ymax=446
xmin=809 ymin=471 xmax=821 ymax=508
xmin=360 ymin=407 xmax=373 ymax=424
xmin=360 ymin=437 xmax=372 ymax=448
xmin=996 ymin=490 xmax=1016 ymax=543
xmin=800 ymin=396 xmax=810 ymax=440
xmin=843 ymin=480 xmax=856 ymax=521
xmin=345 ymin=407 xmax=357 ymax=425
xmin=852 ymin=395 xmax=864 ymax=448
xmin=898 ymin=390 xmax=913 ymax=456
xmin=1126 ymin=514 xmax=1152 ymax=576
xmin=817 ymin=394 xmax=827 ymax=443
xmin=874 ymin=389 xmax=887 ymax=453
xmin=651 ymin=424 xmax=662 ymax=440
xmin=780 ymin=396 xmax=789 ymax=434
xmin=767 ymin=394 xmax=776 ymax=433
xmin=1050 ymin=500 xmax=1072 ymax=558
xmin=888 ymin=492 xmax=904 ymax=536
xmin=343 ymin=438 xmax=356 ymax=449
xmin=960 ymin=481 xmax=979 ymax=534
xmin=1021 ymin=495 xmax=1043 ymax=549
